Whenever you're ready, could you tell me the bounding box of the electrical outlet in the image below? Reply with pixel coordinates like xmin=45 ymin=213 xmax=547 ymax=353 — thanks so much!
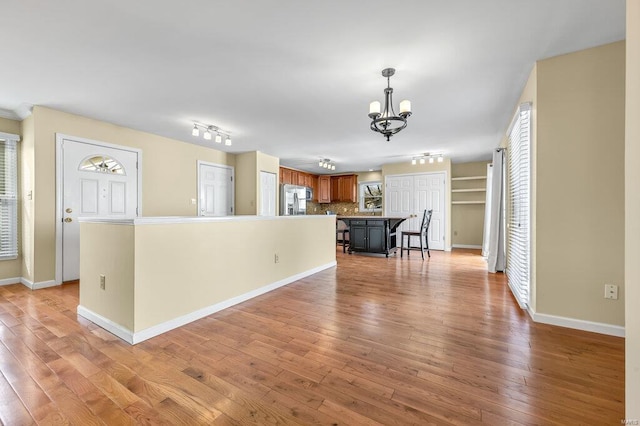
xmin=100 ymin=274 xmax=106 ymax=290
xmin=604 ymin=284 xmax=618 ymax=300
xmin=274 ymin=254 xmax=279 ymax=264
xmin=190 ymin=198 xmax=197 ymax=205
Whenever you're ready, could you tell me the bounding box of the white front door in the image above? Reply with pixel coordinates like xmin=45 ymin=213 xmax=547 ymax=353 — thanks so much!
xmin=62 ymin=139 xmax=139 ymax=281
xmin=385 ymin=172 xmax=446 ymax=250
xmin=198 ymin=161 xmax=234 ymax=216
xmin=259 ymin=171 xmax=277 ymax=216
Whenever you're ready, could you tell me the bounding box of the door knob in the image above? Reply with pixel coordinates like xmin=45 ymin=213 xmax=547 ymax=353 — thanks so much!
xmin=64 ymin=217 xmax=72 ymax=223
xmin=65 ymin=208 xmax=73 ymax=213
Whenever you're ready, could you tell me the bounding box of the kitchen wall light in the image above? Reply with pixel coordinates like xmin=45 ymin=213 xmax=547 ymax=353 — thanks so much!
xmin=191 ymin=122 xmax=232 ymax=146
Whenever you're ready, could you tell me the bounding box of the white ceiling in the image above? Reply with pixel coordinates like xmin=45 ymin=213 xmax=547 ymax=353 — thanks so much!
xmin=0 ymin=1 xmax=625 ymax=173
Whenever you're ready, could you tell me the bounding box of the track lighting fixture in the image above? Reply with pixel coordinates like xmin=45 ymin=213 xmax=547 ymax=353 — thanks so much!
xmin=191 ymin=122 xmax=233 ymax=146
xmin=411 ymin=153 xmax=445 ymax=165
xmin=318 ymin=158 xmax=336 ymax=171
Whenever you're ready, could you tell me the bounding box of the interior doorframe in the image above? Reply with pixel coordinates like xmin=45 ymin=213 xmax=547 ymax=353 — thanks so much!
xmin=55 ymin=133 xmax=143 ymax=285
xmin=383 ymin=170 xmax=449 ymax=251
xmin=196 ymin=160 xmax=235 ymax=216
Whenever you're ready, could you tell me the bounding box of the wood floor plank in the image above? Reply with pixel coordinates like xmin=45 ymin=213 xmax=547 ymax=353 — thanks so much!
xmin=0 ymin=248 xmax=625 ymax=424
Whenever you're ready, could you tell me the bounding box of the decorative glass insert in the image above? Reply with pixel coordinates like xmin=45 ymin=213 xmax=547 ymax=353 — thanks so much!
xmin=79 ymin=155 xmax=125 ymax=175
xmin=359 ymin=181 xmax=382 ymax=211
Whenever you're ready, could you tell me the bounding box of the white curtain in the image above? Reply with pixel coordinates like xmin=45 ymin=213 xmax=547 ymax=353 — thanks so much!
xmin=482 ymin=163 xmax=493 ymax=257
xmin=486 ymin=148 xmax=506 ymax=273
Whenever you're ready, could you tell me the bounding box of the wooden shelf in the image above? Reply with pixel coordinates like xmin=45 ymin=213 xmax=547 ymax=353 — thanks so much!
xmin=451 ymin=176 xmax=487 ymax=181
xmin=451 ymin=188 xmax=486 ymax=193
xmin=452 ymin=201 xmax=485 ymax=205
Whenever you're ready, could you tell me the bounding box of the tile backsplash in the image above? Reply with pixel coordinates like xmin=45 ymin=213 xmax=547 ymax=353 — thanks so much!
xmin=307 ymin=201 xmax=381 ymax=216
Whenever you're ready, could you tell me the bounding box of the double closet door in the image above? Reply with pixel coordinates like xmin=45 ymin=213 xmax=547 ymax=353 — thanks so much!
xmin=385 ymin=172 xmax=446 ymax=250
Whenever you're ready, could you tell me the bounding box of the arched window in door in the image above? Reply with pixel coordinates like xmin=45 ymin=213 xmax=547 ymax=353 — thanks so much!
xmin=79 ymin=155 xmax=125 ymax=175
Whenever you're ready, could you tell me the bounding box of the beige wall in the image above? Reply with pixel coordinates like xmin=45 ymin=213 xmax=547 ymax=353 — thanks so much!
xmin=382 ymin=159 xmax=452 ymax=250
xmin=79 ymin=216 xmax=336 ymax=335
xmin=0 ymin=117 xmax=21 ymax=134
xmin=451 ymin=161 xmax=490 ymax=247
xmin=26 ymin=106 xmax=236 ymax=283
xmin=536 ymin=41 xmax=625 ymax=326
xmin=626 ymin=0 xmax=640 ymax=417
xmin=235 ymin=151 xmax=280 ymax=215
xmin=0 ymin=118 xmax=23 ymax=280
xmin=79 ymin=223 xmax=134 ymax=330
xmin=235 ymin=151 xmax=257 ymax=215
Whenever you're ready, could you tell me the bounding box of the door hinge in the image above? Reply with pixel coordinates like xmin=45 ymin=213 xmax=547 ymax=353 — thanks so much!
xmin=230 ymin=206 xmax=233 ymax=213
xmin=136 ymin=207 xmax=139 ymax=216
xmin=230 ymin=176 xmax=233 ymax=182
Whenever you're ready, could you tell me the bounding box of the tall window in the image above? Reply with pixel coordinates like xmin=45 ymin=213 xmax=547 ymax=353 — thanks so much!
xmin=359 ymin=181 xmax=382 ymax=212
xmin=0 ymin=133 xmax=18 ymax=260
xmin=506 ymin=103 xmax=531 ymax=308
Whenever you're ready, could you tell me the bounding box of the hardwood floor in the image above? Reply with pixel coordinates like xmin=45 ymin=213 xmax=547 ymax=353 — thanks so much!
xmin=0 ymin=249 xmax=624 ymax=425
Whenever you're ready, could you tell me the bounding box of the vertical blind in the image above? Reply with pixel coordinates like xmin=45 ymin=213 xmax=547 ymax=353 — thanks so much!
xmin=506 ymin=103 xmax=531 ymax=308
xmin=0 ymin=134 xmax=18 ymax=259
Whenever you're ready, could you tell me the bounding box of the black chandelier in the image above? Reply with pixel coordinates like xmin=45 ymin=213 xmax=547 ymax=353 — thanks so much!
xmin=368 ymin=68 xmax=412 ymax=141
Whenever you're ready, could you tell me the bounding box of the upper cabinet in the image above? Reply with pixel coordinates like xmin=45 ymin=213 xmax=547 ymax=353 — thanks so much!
xmin=318 ymin=176 xmax=331 ymax=203
xmin=328 ymin=174 xmax=357 ymax=203
xmin=280 ymin=167 xmax=357 ymax=204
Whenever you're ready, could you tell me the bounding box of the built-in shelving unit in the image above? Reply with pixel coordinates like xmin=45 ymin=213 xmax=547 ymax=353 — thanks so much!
xmin=451 ymin=176 xmax=487 ymax=181
xmin=450 ymin=163 xmax=490 ymax=249
xmin=451 ymin=175 xmax=486 ymax=205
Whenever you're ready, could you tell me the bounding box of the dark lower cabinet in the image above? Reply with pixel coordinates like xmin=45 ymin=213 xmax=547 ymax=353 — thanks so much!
xmin=343 ymin=218 xmax=404 ymax=257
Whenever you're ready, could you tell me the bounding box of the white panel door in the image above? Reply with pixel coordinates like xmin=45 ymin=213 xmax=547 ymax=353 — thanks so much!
xmin=259 ymin=171 xmax=277 ymax=216
xmin=62 ymin=139 xmax=138 ymax=281
xmin=385 ymin=176 xmax=413 ymax=218
xmin=198 ymin=162 xmax=234 ymax=216
xmin=385 ymin=172 xmax=446 ymax=251
xmin=425 ymin=173 xmax=445 ymax=250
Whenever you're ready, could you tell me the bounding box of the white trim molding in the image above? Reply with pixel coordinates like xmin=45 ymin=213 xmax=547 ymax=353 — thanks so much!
xmin=529 ymin=308 xmax=625 ymax=338
xmin=20 ymin=278 xmax=58 ymax=290
xmin=77 ymin=306 xmax=134 ymax=344
xmin=81 ymin=260 xmax=337 ymax=345
xmin=451 ymin=244 xmax=482 ymax=249
xmin=0 ymin=277 xmax=21 ymax=286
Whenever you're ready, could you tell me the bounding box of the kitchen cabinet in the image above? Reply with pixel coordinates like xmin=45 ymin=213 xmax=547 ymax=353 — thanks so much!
xmin=280 ymin=168 xmax=292 ymax=185
xmin=318 ymin=176 xmax=331 ymax=203
xmin=340 ymin=217 xmax=407 ymax=257
xmin=329 ymin=174 xmax=357 ymax=202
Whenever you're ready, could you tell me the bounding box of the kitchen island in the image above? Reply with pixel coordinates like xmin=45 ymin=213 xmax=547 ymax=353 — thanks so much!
xmin=338 ymin=216 xmax=408 ymax=257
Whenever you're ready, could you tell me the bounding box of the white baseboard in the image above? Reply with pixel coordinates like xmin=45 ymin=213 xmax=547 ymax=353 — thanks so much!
xmin=20 ymin=278 xmax=58 ymax=290
xmin=0 ymin=277 xmax=21 ymax=286
xmin=77 ymin=305 xmax=134 ymax=344
xmin=81 ymin=260 xmax=337 ymax=345
xmin=452 ymin=244 xmax=482 ymax=249
xmin=529 ymin=308 xmax=625 ymax=337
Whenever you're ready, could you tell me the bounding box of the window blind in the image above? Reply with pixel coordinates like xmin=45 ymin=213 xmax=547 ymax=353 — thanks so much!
xmin=0 ymin=134 xmax=18 ymax=260
xmin=506 ymin=103 xmax=531 ymax=308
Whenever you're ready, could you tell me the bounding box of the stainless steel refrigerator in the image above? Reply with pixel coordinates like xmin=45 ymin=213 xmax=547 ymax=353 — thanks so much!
xmin=280 ymin=184 xmax=310 ymax=215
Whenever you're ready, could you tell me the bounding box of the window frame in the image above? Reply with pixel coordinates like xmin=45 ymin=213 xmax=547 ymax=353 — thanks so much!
xmin=359 ymin=181 xmax=383 ymax=212
xmin=0 ymin=132 xmax=19 ymax=261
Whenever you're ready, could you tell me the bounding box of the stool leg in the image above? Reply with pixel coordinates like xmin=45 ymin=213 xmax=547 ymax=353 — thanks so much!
xmin=420 ymin=233 xmax=424 ymax=260
xmin=400 ymin=233 xmax=404 ymax=258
